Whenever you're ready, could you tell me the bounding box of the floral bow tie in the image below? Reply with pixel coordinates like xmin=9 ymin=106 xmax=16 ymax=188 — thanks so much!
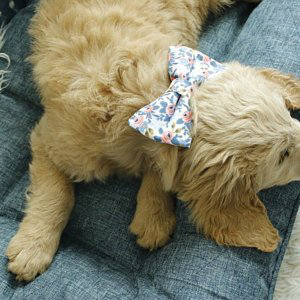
xmin=128 ymin=46 xmax=224 ymax=148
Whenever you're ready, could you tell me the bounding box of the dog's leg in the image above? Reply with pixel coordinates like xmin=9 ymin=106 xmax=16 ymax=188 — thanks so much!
xmin=6 ymin=124 xmax=74 ymax=281
xmin=129 ymin=171 xmax=176 ymax=250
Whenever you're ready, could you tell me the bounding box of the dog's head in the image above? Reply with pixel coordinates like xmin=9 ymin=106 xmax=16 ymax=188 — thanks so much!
xmin=153 ymin=62 xmax=299 ymax=250
xmin=156 ymin=61 xmax=300 ymax=207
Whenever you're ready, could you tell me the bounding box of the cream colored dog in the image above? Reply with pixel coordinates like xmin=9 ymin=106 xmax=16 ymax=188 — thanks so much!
xmin=6 ymin=0 xmax=300 ymax=281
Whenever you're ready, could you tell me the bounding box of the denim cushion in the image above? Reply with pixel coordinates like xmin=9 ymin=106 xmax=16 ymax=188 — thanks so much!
xmin=0 ymin=1 xmax=299 ymax=299
xmin=0 ymin=0 xmax=28 ymax=25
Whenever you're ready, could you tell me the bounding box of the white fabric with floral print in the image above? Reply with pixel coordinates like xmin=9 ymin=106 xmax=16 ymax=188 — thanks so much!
xmin=128 ymin=46 xmax=224 ymax=148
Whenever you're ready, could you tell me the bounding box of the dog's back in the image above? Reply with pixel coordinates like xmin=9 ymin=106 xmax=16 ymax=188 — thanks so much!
xmin=27 ymin=0 xmax=223 ymax=181
xmin=29 ymin=0 xmax=204 ymax=104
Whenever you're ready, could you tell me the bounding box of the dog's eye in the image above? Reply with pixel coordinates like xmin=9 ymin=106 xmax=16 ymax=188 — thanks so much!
xmin=279 ymin=148 xmax=290 ymax=164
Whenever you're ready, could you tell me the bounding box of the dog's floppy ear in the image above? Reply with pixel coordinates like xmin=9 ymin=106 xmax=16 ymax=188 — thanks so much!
xmin=203 ymin=171 xmax=280 ymax=252
xmin=259 ymin=68 xmax=300 ymax=110
xmin=180 ymin=158 xmax=280 ymax=252
xmin=153 ymin=144 xmax=178 ymax=191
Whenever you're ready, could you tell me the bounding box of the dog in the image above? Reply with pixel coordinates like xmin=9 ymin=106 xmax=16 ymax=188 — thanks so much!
xmin=6 ymin=0 xmax=300 ymax=281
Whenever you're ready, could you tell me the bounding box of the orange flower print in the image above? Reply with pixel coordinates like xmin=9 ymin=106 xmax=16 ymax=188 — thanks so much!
xmin=179 ymin=72 xmax=186 ymax=79
xmin=132 ymin=115 xmax=145 ymax=128
xmin=183 ymin=111 xmax=192 ymax=123
xmin=161 ymin=131 xmax=173 ymax=144
xmin=166 ymin=104 xmax=175 ymax=116
xmin=203 ymin=55 xmax=211 ymax=63
xmin=145 ymin=105 xmax=153 ymax=113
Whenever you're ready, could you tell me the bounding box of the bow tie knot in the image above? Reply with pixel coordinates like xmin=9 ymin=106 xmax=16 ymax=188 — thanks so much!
xmin=169 ymin=78 xmax=193 ymax=96
xmin=128 ymin=46 xmax=224 ymax=148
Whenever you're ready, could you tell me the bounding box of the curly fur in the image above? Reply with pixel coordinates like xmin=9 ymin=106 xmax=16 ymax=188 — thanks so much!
xmin=6 ymin=0 xmax=300 ymax=281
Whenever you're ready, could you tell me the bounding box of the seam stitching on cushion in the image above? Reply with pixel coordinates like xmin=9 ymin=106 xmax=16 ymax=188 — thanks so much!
xmin=0 ymin=26 xmax=10 ymax=92
xmin=154 ymin=273 xmax=231 ymax=300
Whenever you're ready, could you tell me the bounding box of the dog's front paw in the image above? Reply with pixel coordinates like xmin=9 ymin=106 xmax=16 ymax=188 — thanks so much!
xmin=129 ymin=210 xmax=176 ymax=250
xmin=6 ymin=231 xmax=58 ymax=281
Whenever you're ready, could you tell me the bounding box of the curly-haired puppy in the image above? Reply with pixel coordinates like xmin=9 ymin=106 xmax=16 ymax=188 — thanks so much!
xmin=6 ymin=0 xmax=300 ymax=281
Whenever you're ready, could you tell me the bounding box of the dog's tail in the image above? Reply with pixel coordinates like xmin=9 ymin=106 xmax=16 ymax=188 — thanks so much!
xmin=0 ymin=26 xmax=10 ymax=92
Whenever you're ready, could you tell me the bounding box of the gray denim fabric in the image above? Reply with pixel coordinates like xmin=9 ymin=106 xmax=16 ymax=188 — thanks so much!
xmin=0 ymin=1 xmax=299 ymax=299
